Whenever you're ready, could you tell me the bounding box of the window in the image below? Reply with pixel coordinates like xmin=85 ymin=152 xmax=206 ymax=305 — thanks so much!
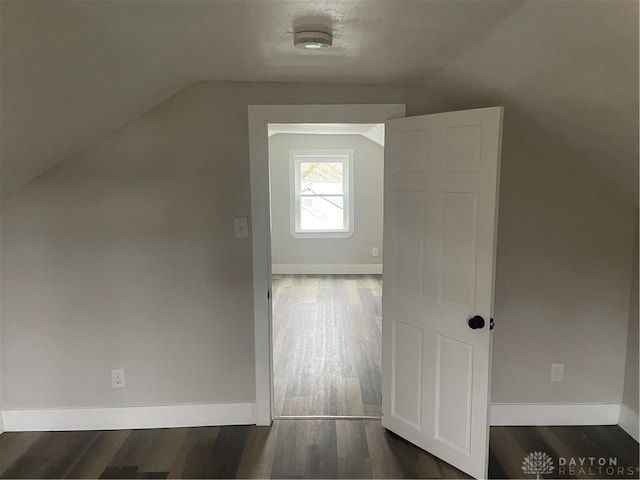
xmin=290 ymin=149 xmax=354 ymax=238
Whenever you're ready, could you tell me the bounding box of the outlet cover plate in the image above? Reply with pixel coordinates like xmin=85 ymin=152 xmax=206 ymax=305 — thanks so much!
xmin=234 ymin=217 xmax=249 ymax=239
xmin=111 ymin=369 xmax=125 ymax=388
xmin=551 ymin=363 xmax=564 ymax=382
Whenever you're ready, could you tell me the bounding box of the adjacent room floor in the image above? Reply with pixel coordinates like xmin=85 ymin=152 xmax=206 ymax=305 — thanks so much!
xmin=272 ymin=274 xmax=382 ymax=417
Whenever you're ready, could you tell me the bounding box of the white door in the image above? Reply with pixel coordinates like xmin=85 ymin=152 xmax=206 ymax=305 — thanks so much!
xmin=381 ymin=107 xmax=503 ymax=479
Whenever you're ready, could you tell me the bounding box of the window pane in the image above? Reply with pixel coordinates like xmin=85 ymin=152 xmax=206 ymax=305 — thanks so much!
xmin=300 ymin=196 xmax=344 ymax=231
xmin=300 ymin=161 xmax=344 ymax=195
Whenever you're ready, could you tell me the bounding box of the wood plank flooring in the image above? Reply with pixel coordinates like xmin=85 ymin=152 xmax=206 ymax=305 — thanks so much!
xmin=1 ymin=423 xmax=637 ymax=479
xmin=272 ymin=274 xmax=382 ymax=417
xmin=489 ymin=425 xmax=639 ymax=479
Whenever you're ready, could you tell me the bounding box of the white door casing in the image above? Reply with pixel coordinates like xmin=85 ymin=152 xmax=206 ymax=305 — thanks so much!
xmin=248 ymin=104 xmax=406 ymax=426
xmin=381 ymin=107 xmax=503 ymax=479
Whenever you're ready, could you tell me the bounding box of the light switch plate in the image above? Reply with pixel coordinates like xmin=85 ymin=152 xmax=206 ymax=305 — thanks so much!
xmin=234 ymin=217 xmax=249 ymax=239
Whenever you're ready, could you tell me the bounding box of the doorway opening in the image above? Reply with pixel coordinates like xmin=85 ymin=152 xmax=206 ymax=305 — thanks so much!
xmin=247 ymin=104 xmax=406 ymax=426
xmin=268 ymin=123 xmax=385 ymax=418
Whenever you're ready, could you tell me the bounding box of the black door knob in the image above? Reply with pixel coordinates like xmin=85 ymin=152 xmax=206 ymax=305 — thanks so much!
xmin=468 ymin=315 xmax=485 ymax=329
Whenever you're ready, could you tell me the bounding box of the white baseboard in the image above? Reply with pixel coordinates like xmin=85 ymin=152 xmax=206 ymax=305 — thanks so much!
xmin=490 ymin=403 xmax=620 ymax=426
xmin=2 ymin=401 xmax=634 ymax=435
xmin=1 ymin=402 xmax=255 ymax=432
xmin=618 ymin=404 xmax=639 ymax=442
xmin=272 ymin=264 xmax=382 ymax=275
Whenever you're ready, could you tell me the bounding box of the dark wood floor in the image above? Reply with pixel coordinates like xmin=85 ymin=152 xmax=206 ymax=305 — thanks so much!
xmin=1 ymin=422 xmax=637 ymax=479
xmin=272 ymin=274 xmax=382 ymax=417
xmin=490 ymin=425 xmax=639 ymax=479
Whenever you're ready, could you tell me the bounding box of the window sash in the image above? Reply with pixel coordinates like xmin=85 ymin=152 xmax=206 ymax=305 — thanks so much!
xmin=290 ymin=150 xmax=354 ymax=237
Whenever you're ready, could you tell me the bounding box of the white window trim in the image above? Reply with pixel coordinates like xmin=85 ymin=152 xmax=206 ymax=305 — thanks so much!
xmin=289 ymin=149 xmax=354 ymax=239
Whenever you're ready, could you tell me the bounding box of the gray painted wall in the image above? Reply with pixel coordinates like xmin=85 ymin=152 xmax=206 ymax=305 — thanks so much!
xmin=269 ymin=133 xmax=383 ymax=268
xmin=0 ymin=81 xmax=441 ymax=409
xmin=623 ymin=213 xmax=639 ymax=414
xmin=0 ymin=81 xmax=636 ymax=411
xmin=491 ymin=121 xmax=636 ymax=405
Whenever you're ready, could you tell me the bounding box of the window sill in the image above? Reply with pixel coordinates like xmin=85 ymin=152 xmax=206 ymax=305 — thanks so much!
xmin=290 ymin=230 xmax=354 ymax=239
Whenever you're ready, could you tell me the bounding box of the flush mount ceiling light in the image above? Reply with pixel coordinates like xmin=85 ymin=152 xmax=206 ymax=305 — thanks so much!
xmin=294 ymin=30 xmax=332 ymax=49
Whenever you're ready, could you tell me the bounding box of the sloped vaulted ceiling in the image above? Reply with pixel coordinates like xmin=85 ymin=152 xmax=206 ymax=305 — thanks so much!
xmin=1 ymin=0 xmax=637 ymax=204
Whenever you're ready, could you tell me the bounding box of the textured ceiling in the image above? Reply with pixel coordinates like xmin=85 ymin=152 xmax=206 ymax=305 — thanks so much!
xmin=1 ymin=0 xmax=637 ymax=204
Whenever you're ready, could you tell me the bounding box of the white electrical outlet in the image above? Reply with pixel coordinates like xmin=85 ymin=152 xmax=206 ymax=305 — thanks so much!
xmin=551 ymin=363 xmax=564 ymax=382
xmin=372 ymin=247 xmax=379 ymax=257
xmin=111 ymin=368 xmax=125 ymax=388
xmin=234 ymin=217 xmax=249 ymax=239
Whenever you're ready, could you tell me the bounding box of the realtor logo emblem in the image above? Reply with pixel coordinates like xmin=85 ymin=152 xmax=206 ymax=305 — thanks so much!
xmin=522 ymin=451 xmax=555 ymax=479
